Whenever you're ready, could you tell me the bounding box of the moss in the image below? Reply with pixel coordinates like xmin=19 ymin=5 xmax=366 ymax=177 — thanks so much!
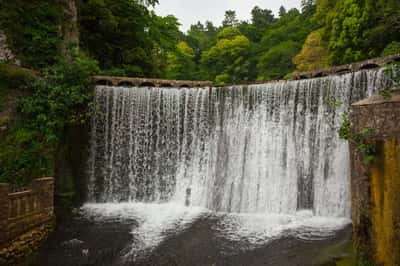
xmin=0 ymin=63 xmax=37 ymax=89
xmin=370 ymin=139 xmax=400 ymax=266
xmin=312 ymin=240 xmax=356 ymax=265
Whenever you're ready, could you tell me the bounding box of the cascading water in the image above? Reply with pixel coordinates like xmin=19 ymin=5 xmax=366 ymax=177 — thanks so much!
xmin=87 ymin=69 xmax=388 ymax=218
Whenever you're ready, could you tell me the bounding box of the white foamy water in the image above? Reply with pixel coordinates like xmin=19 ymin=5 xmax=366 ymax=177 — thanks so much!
xmin=81 ymin=203 xmax=207 ymax=258
xmin=80 ymin=203 xmax=351 ymax=258
xmin=215 ymin=210 xmax=350 ymax=250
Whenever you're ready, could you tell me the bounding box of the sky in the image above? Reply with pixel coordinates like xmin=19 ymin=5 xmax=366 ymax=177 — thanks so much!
xmin=154 ymin=0 xmax=301 ymax=32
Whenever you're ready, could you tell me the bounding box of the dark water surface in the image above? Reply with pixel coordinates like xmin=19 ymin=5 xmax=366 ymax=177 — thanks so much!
xmin=27 ymin=204 xmax=353 ymax=266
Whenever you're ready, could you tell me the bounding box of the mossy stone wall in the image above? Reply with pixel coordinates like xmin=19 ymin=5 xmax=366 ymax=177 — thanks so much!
xmin=350 ymin=91 xmax=400 ymax=265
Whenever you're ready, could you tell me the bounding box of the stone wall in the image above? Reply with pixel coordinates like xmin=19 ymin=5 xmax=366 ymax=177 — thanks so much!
xmin=0 ymin=178 xmax=55 ymax=265
xmin=93 ymin=75 xmax=212 ymax=88
xmin=293 ymin=54 xmax=400 ymax=80
xmin=350 ymin=91 xmax=400 ymax=265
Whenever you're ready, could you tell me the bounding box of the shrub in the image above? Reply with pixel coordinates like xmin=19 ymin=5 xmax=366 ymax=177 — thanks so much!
xmin=0 ymin=52 xmax=99 ymax=188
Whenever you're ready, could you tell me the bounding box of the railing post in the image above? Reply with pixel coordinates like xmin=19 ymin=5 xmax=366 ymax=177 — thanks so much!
xmin=33 ymin=178 xmax=54 ymax=219
xmin=0 ymin=183 xmax=9 ymax=243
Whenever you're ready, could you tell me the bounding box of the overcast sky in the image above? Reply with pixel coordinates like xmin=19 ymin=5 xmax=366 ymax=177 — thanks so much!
xmin=154 ymin=0 xmax=301 ymax=32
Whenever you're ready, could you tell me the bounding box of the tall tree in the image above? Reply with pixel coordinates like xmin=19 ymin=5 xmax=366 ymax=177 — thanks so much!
xmin=256 ymin=8 xmax=314 ymax=80
xmin=293 ymin=30 xmax=329 ymax=72
xmin=222 ymin=10 xmax=239 ymax=27
xmin=0 ymin=0 xmax=63 ymax=68
xmin=165 ymin=41 xmax=196 ymax=80
xmin=79 ymin=0 xmax=179 ymax=77
xmin=279 ymin=6 xmax=287 ymax=17
xmin=201 ymin=27 xmax=250 ymax=84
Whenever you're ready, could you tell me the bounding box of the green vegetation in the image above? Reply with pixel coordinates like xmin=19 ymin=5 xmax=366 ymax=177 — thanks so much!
xmin=0 ymin=1 xmax=62 ymax=68
xmin=162 ymin=0 xmax=399 ymax=83
xmin=0 ymin=53 xmax=98 ymax=188
xmin=79 ymin=0 xmax=180 ymax=77
xmin=339 ymin=113 xmax=376 ymax=164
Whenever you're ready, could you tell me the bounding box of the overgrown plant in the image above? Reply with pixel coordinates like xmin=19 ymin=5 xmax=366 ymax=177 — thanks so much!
xmin=338 ymin=112 xmax=376 ymax=164
xmin=0 ymin=51 xmax=99 ymax=187
xmin=19 ymin=51 xmax=99 ymax=144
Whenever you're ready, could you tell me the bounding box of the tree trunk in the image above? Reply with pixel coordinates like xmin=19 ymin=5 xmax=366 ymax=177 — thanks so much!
xmin=60 ymin=0 xmax=79 ymax=57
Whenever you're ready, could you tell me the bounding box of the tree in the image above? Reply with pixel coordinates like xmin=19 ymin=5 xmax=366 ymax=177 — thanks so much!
xmin=247 ymin=6 xmax=275 ymax=42
xmin=184 ymin=21 xmax=217 ymax=79
xmin=256 ymin=8 xmax=314 ymax=79
xmin=257 ymin=41 xmax=301 ymax=80
xmin=165 ymin=41 xmax=196 ymax=80
xmin=79 ymin=0 xmax=180 ymax=77
xmin=381 ymin=42 xmax=400 ymax=56
xmin=301 ymin=0 xmax=316 ymax=16
xmin=222 ymin=10 xmax=239 ymax=27
xmin=312 ymin=0 xmax=400 ymax=65
xmin=251 ymin=6 xmax=275 ymax=28
xmin=0 ymin=0 xmax=63 ymax=68
xmin=279 ymin=6 xmax=287 ymax=17
xmin=201 ymin=27 xmax=250 ymax=84
xmin=327 ymin=0 xmax=367 ymax=64
xmin=293 ymin=30 xmax=329 ymax=72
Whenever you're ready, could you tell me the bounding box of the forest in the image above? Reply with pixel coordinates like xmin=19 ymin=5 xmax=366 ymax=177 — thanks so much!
xmin=1 ymin=0 xmax=400 ymax=84
xmin=0 ymin=0 xmax=400 ymax=187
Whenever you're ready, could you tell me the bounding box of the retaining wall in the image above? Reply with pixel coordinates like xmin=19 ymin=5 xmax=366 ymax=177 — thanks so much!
xmin=0 ymin=177 xmax=55 ymax=265
xmin=350 ymin=91 xmax=400 ymax=265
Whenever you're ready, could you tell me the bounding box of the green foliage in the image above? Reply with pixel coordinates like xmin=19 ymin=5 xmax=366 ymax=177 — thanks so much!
xmin=0 ymin=52 xmax=99 ymax=187
xmin=0 ymin=125 xmax=54 ymax=187
xmin=0 ymin=0 xmax=63 ymax=69
xmin=255 ymin=8 xmax=315 ymax=80
xmin=222 ymin=10 xmax=239 ymax=27
xmin=293 ymin=30 xmax=329 ymax=72
xmin=381 ymin=42 xmax=400 ymax=56
xmin=338 ymin=113 xmax=351 ymax=140
xmin=0 ymin=64 xmax=36 ymax=90
xmin=257 ymin=41 xmax=301 ymax=80
xmin=166 ymin=42 xmax=196 ymax=80
xmin=78 ymin=0 xmax=180 ymax=78
xmin=201 ymin=28 xmax=251 ymax=84
xmin=314 ymin=0 xmax=400 ymax=65
xmin=339 ymin=112 xmax=376 ymax=164
xmin=165 ymin=4 xmax=316 ymax=82
xmin=19 ymin=52 xmax=99 ymax=144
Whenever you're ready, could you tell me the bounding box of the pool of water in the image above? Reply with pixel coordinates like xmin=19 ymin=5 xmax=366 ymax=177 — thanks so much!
xmin=28 ymin=203 xmax=353 ymax=266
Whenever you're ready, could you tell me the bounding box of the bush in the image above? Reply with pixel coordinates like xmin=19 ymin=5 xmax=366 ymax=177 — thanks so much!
xmin=0 ymin=52 xmax=99 ymax=188
xmin=0 ymin=63 xmax=37 ymax=89
xmin=381 ymin=42 xmax=400 ymax=57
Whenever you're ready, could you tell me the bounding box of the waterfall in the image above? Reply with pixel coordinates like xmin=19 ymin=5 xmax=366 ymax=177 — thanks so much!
xmin=87 ymin=69 xmax=388 ymax=218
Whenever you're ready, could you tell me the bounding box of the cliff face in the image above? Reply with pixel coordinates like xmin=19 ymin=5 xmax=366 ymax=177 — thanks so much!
xmin=350 ymin=91 xmax=400 ymax=265
xmin=0 ymin=31 xmax=16 ymax=64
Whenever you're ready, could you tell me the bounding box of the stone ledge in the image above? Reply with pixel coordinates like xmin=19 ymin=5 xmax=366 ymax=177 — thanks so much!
xmin=352 ymin=90 xmax=400 ymax=106
xmin=93 ymin=76 xmax=212 ymax=88
xmin=293 ymin=54 xmax=400 ymax=80
xmin=350 ymin=91 xmax=400 ymax=139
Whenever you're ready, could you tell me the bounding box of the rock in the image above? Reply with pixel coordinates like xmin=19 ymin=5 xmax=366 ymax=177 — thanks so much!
xmin=61 ymin=238 xmax=85 ymax=248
